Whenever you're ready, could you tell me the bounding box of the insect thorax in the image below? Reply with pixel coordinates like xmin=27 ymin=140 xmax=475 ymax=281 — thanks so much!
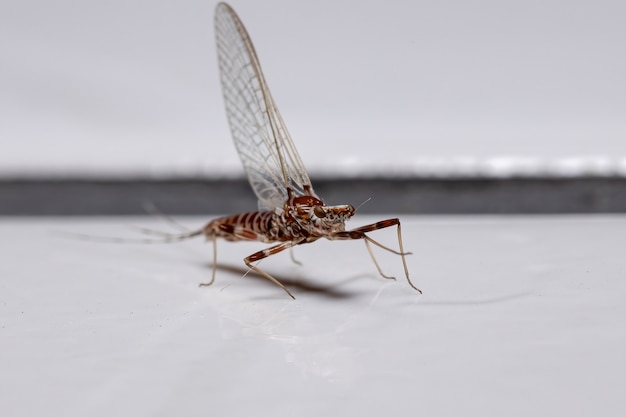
xmin=272 ymin=195 xmax=356 ymax=240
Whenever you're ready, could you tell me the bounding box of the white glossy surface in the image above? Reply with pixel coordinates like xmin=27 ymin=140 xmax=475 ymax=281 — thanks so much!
xmin=2 ymin=1 xmax=626 ymax=177
xmin=1 ymin=215 xmax=625 ymax=416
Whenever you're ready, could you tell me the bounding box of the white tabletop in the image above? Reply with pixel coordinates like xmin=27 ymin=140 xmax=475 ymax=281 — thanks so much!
xmin=1 ymin=215 xmax=624 ymax=416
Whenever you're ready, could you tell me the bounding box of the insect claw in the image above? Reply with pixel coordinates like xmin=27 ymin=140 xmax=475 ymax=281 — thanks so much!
xmin=289 ymin=248 xmax=302 ymax=266
xmin=408 ymin=281 xmax=423 ymax=295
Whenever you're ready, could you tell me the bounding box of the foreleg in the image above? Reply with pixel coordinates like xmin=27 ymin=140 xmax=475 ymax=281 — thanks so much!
xmin=330 ymin=218 xmax=421 ymax=294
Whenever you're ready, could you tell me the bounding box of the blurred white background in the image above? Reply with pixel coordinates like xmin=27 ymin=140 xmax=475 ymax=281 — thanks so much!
xmin=1 ymin=0 xmax=625 ymax=178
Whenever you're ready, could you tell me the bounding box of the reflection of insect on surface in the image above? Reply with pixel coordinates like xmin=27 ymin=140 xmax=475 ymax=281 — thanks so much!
xmin=152 ymin=3 xmax=421 ymax=299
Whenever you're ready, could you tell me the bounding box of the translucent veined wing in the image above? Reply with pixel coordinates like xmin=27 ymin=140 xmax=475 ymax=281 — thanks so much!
xmin=214 ymin=2 xmax=317 ymax=211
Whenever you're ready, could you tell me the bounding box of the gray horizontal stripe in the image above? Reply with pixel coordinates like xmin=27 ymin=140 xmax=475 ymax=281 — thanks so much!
xmin=2 ymin=177 xmax=626 ymax=215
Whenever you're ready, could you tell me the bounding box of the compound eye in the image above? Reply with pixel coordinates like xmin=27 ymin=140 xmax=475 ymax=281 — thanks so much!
xmin=313 ymin=206 xmax=326 ymax=218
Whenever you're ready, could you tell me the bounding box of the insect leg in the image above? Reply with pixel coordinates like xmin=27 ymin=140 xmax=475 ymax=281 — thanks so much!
xmin=330 ymin=218 xmax=421 ymax=294
xmin=289 ymin=248 xmax=303 ymax=266
xmin=363 ymin=238 xmax=396 ymax=280
xmin=199 ymin=232 xmax=218 ymax=287
xmin=245 ymin=241 xmax=304 ymax=299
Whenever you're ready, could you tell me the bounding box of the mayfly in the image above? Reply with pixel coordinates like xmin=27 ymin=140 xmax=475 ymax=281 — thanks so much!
xmin=86 ymin=3 xmax=421 ymax=299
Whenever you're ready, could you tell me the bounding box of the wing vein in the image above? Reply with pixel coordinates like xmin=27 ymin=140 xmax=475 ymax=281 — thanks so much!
xmin=215 ymin=2 xmax=318 ymax=211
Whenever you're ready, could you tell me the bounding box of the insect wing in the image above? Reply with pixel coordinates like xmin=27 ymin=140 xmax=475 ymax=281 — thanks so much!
xmin=214 ymin=3 xmax=316 ymax=210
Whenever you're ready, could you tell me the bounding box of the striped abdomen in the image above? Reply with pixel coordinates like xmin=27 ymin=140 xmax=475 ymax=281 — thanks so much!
xmin=203 ymin=211 xmax=278 ymax=243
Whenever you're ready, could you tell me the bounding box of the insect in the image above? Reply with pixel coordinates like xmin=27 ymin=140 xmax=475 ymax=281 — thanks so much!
xmin=76 ymin=3 xmax=421 ymax=299
xmin=189 ymin=3 xmax=421 ymax=299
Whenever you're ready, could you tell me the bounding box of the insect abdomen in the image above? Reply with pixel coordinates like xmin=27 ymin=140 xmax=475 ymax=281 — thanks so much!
xmin=205 ymin=211 xmax=277 ymax=242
